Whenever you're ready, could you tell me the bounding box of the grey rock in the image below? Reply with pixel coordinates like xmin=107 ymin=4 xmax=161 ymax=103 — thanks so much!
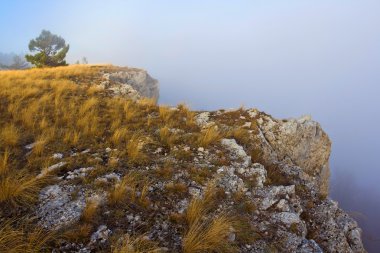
xmin=221 ymin=138 xmax=251 ymax=167
xmin=103 ymin=69 xmax=159 ymax=100
xmin=37 ymin=184 xmax=86 ymax=229
xmin=90 ymin=225 xmax=111 ymax=244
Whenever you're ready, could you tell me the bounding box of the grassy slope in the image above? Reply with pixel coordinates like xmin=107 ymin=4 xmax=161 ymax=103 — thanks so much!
xmin=0 ymin=65 xmax=262 ymax=252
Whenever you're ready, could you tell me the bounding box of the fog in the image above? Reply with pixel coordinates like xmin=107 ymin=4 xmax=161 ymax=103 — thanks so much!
xmin=1 ymin=0 xmax=380 ymax=251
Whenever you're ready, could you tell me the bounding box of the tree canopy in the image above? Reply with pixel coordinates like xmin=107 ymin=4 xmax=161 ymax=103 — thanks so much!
xmin=25 ymin=30 xmax=69 ymax=68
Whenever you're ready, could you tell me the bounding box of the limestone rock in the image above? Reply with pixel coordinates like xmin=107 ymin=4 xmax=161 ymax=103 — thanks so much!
xmin=257 ymin=115 xmax=331 ymax=196
xmin=102 ymin=69 xmax=159 ymax=100
xmin=221 ymin=138 xmax=251 ymax=167
xmin=37 ymin=184 xmax=86 ymax=229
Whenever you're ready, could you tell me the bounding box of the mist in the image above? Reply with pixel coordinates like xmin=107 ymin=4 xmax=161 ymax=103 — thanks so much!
xmin=1 ymin=0 xmax=380 ymax=251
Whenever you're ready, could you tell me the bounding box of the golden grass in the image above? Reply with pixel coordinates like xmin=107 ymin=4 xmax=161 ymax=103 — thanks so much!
xmin=81 ymin=200 xmax=98 ymax=223
xmin=159 ymin=106 xmax=173 ymax=123
xmin=108 ymin=175 xmax=131 ymax=206
xmin=63 ymin=224 xmax=92 ymax=243
xmin=0 ymin=124 xmax=20 ymax=146
xmin=183 ymin=214 xmax=237 ymax=253
xmin=0 ymin=149 xmax=10 ymax=175
xmin=197 ymin=126 xmax=221 ymax=148
xmin=79 ymin=97 xmax=99 ymax=116
xmin=126 ymin=135 xmax=148 ymax=165
xmin=0 ymin=65 xmax=259 ymax=251
xmin=137 ymin=97 xmax=157 ymax=107
xmin=165 ymin=182 xmax=188 ymax=194
xmin=226 ymin=127 xmax=251 ymax=146
xmin=111 ymin=127 xmax=130 ymax=146
xmin=0 ymin=172 xmax=48 ymax=207
xmin=159 ymin=126 xmax=178 ymax=149
xmin=0 ymin=221 xmax=54 ymax=253
xmin=155 ymin=165 xmax=174 ymax=180
xmin=186 ymin=183 xmax=217 ymax=225
xmin=108 ymin=172 xmax=151 ymax=209
xmin=32 ymin=135 xmax=48 ymax=156
xmin=112 ymin=234 xmax=161 ymax=253
xmin=124 ymin=100 xmax=141 ymax=122
xmin=183 ymin=182 xmax=238 ymax=253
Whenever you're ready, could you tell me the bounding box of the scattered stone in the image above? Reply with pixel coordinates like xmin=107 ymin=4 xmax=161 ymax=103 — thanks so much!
xmin=195 ymin=112 xmax=210 ymax=127
xmin=81 ymin=149 xmax=91 ymax=154
xmin=38 ymin=162 xmax=67 ymax=178
xmin=66 ymin=167 xmax=95 ymax=180
xmin=242 ymin=122 xmax=252 ymax=128
xmin=25 ymin=142 xmax=36 ymax=150
xmin=90 ymin=225 xmax=111 ymax=245
xmin=52 ymin=153 xmax=64 ymax=159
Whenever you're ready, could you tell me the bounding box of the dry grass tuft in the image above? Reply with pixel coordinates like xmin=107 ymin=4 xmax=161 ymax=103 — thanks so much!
xmin=0 ymin=172 xmax=48 ymax=207
xmin=63 ymin=224 xmax=93 ymax=243
xmin=0 ymin=150 xmax=10 ymax=175
xmin=126 ymin=135 xmax=148 ymax=165
xmin=81 ymin=200 xmax=99 ymax=223
xmin=159 ymin=106 xmax=174 ymax=123
xmin=226 ymin=127 xmax=251 ymax=145
xmin=32 ymin=136 xmax=48 ymax=156
xmin=111 ymin=127 xmax=130 ymax=146
xmin=183 ymin=214 xmax=237 ymax=253
xmin=186 ymin=182 xmax=217 ymax=225
xmin=182 ymin=182 xmax=239 ymax=253
xmin=0 ymin=221 xmax=54 ymax=253
xmin=108 ymin=172 xmax=150 ymax=208
xmin=112 ymin=234 xmax=161 ymax=253
xmin=197 ymin=126 xmax=221 ymax=148
xmin=155 ymin=165 xmax=174 ymax=180
xmin=159 ymin=126 xmax=178 ymax=149
xmin=0 ymin=124 xmax=20 ymax=147
xmin=165 ymin=182 xmax=188 ymax=194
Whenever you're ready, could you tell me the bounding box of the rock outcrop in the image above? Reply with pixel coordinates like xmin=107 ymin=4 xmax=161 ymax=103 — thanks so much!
xmin=33 ymin=106 xmax=365 ymax=252
xmin=99 ymin=68 xmax=159 ymax=100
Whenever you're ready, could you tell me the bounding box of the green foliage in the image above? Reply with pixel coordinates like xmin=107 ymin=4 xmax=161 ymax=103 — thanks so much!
xmin=25 ymin=30 xmax=69 ymax=68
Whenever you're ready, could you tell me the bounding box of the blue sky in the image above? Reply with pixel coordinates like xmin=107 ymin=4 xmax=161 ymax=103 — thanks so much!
xmin=1 ymin=2 xmax=380 ymax=250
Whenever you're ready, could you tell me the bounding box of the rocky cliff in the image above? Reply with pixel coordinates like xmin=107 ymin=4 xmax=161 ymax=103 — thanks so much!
xmin=99 ymin=67 xmax=159 ymax=100
xmin=0 ymin=65 xmax=365 ymax=252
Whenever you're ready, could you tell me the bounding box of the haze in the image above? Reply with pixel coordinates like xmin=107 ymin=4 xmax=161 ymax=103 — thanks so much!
xmin=1 ymin=0 xmax=380 ymax=251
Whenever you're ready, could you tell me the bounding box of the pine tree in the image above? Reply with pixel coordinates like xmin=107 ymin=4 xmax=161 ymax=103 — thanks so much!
xmin=25 ymin=30 xmax=69 ymax=68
